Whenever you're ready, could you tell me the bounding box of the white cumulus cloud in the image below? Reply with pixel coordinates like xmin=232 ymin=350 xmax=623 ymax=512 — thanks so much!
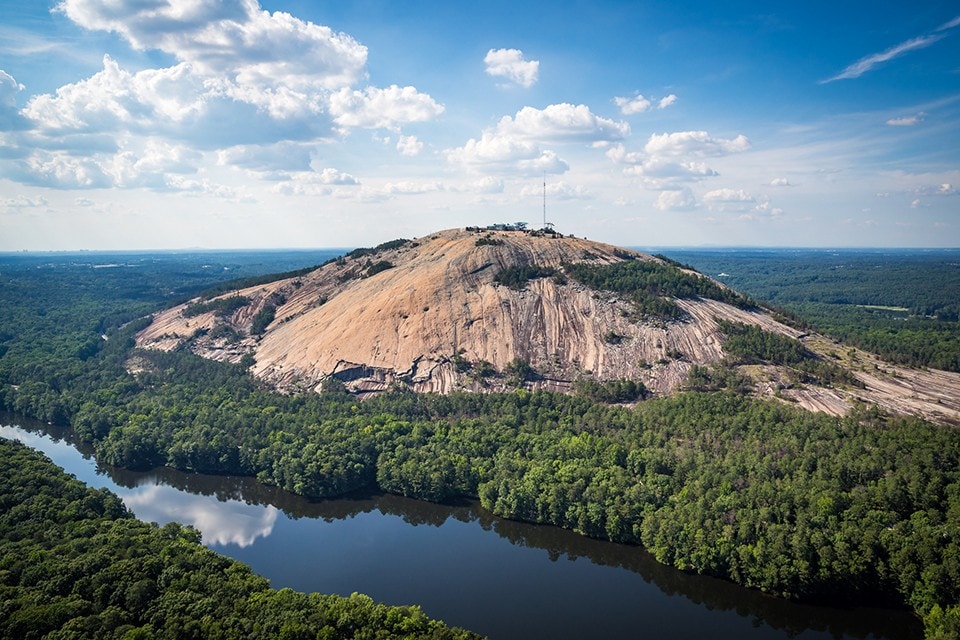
xmin=654 ymin=188 xmax=697 ymax=211
xmin=23 ymin=57 xmax=207 ymax=132
xmin=107 ymin=139 xmax=202 ymax=188
xmin=447 ymin=103 xmax=622 ymax=174
xmin=703 ymin=187 xmax=758 ymax=212
xmin=517 ymin=150 xmax=570 ymax=175
xmin=615 ymin=93 xmax=677 ymax=115
xmin=614 ymin=94 xmax=651 ymax=115
xmin=608 ymin=132 xmax=742 ymax=189
xmin=0 ymin=71 xmax=21 ymax=101
xmin=446 ymin=130 xmax=541 ymax=166
xmin=658 ymin=94 xmax=678 ymax=109
xmin=623 ymin=157 xmax=718 ymax=179
xmin=15 ymin=151 xmax=110 ymax=189
xmin=271 ymin=167 xmax=359 ymax=195
xmin=484 ymin=48 xmax=539 ymax=88
xmin=56 ymin=0 xmax=369 ymax=91
xmin=503 ymin=104 xmax=630 ymax=143
xmin=644 ymin=131 xmax=750 ymax=157
xmin=316 ymin=167 xmax=360 ymax=185
xmin=751 ymin=201 xmax=785 ymax=218
xmin=704 ymin=188 xmax=755 ymax=203
xmin=396 ymin=135 xmax=423 ymax=156
xmin=8 ymin=1 xmax=445 ymax=190
xmin=328 ymin=85 xmax=444 ymax=130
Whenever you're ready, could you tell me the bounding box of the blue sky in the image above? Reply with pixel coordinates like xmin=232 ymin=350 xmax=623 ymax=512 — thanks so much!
xmin=0 ymin=0 xmax=958 ymax=249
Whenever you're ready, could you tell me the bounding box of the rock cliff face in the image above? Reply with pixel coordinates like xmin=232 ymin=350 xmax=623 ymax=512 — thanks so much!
xmin=137 ymin=228 xmax=789 ymax=394
xmin=135 ymin=227 xmax=960 ymax=424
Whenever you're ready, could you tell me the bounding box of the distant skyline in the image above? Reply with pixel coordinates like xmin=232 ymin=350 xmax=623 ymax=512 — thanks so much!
xmin=1 ymin=1 xmax=958 ymax=249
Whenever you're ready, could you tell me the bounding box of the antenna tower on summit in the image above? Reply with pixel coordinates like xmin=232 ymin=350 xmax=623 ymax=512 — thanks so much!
xmin=542 ymin=171 xmax=547 ymax=228
xmin=542 ymin=172 xmax=554 ymax=231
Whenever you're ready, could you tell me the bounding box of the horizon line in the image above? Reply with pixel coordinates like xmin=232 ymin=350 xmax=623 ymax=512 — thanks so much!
xmin=2 ymin=244 xmax=959 ymax=255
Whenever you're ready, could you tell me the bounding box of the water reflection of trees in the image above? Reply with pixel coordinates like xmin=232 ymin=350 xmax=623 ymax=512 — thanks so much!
xmin=482 ymin=516 xmax=919 ymax=640
xmin=103 ymin=451 xmax=924 ymax=639
xmin=7 ymin=414 xmax=921 ymax=640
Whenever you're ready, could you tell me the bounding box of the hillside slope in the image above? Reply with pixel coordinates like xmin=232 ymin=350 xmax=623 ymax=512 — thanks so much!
xmin=136 ymin=227 xmax=960 ymax=423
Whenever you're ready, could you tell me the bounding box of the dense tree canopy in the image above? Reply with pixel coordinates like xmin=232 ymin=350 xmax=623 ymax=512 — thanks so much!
xmin=564 ymin=258 xmax=756 ymax=320
xmin=1 ymin=250 xmax=959 ymax=639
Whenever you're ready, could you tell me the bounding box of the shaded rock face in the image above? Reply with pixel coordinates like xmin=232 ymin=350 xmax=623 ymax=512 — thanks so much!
xmin=137 ymin=228 xmax=790 ymax=396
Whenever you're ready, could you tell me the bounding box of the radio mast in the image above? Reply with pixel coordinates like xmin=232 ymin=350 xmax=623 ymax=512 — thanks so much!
xmin=541 ymin=172 xmax=555 ymax=231
xmin=542 ymin=171 xmax=547 ymax=228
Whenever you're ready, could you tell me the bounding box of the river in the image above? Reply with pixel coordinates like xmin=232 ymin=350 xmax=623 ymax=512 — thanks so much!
xmin=0 ymin=413 xmax=922 ymax=640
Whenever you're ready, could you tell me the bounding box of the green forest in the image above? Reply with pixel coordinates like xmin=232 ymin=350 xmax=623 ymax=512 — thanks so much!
xmin=1 ymin=250 xmax=959 ymax=639
xmin=662 ymin=249 xmax=960 ymax=372
xmin=0 ymin=437 xmax=478 ymax=639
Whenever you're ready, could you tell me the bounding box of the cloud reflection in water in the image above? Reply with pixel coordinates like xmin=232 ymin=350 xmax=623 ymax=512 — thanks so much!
xmin=118 ymin=482 xmax=279 ymax=548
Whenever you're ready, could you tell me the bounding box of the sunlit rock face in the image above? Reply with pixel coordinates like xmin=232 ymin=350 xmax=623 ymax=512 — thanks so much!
xmin=135 ymin=227 xmax=960 ymax=425
xmin=134 ymin=227 xmax=798 ymax=396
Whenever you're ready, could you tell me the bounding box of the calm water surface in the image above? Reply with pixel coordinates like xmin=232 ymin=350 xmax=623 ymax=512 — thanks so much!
xmin=1 ymin=413 xmax=922 ymax=640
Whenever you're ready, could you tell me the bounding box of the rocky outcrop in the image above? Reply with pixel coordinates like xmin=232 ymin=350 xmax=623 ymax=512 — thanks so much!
xmin=135 ymin=227 xmax=960 ymax=424
xmin=138 ymin=228 xmax=778 ymax=395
